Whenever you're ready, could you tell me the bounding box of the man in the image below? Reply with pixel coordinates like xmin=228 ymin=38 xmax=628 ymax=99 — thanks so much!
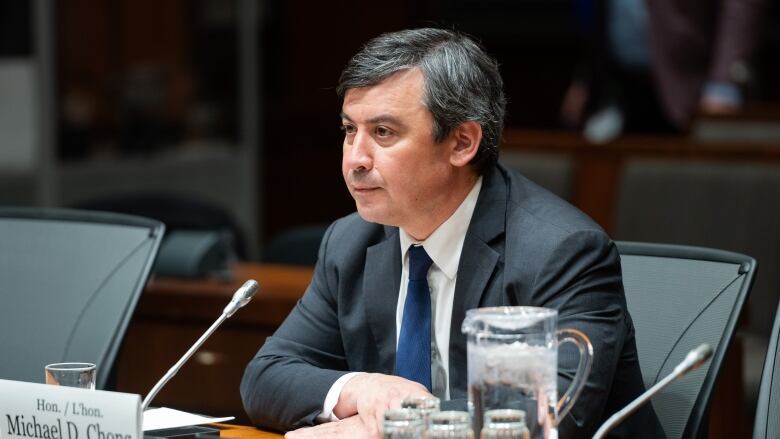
xmin=241 ymin=28 xmax=663 ymax=438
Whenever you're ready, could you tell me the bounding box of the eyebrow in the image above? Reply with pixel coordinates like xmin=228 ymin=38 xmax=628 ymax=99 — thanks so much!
xmin=340 ymin=112 xmax=405 ymax=127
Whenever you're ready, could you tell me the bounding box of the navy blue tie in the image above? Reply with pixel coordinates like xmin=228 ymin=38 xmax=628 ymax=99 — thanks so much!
xmin=396 ymin=245 xmax=433 ymax=391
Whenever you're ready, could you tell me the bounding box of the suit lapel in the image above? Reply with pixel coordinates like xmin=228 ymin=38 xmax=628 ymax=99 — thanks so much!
xmin=448 ymin=167 xmax=507 ymax=397
xmin=363 ymin=226 xmax=402 ymax=374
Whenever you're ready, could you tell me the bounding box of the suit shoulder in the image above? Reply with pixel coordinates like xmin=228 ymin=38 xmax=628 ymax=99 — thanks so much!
xmin=321 ymin=212 xmax=393 ymax=258
xmin=498 ymin=167 xmax=614 ymax=265
xmin=503 ymin=167 xmax=606 ymax=237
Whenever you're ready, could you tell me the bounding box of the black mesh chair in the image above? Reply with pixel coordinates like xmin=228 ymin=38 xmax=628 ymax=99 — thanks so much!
xmin=0 ymin=207 xmax=164 ymax=389
xmin=614 ymin=160 xmax=780 ymax=341
xmin=262 ymin=224 xmax=329 ymax=266
xmin=616 ymin=241 xmax=757 ymax=439
xmin=754 ymin=300 xmax=780 ymax=439
xmin=75 ymin=193 xmax=247 ymax=260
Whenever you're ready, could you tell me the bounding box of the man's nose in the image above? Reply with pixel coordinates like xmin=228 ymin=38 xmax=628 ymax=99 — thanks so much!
xmin=345 ymin=131 xmax=373 ymax=171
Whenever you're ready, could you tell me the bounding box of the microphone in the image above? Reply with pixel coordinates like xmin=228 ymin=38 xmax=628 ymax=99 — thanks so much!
xmin=223 ymin=279 xmax=258 ymax=317
xmin=141 ymin=279 xmax=259 ymax=411
xmin=592 ymin=343 xmax=713 ymax=439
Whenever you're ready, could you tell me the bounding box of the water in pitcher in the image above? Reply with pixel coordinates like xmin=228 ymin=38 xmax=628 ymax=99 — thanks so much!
xmin=468 ymin=342 xmax=557 ymax=439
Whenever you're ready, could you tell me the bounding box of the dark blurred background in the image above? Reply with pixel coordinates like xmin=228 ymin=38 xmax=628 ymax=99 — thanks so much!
xmin=2 ymin=0 xmax=779 ymax=244
xmin=2 ymin=0 xmax=779 ymax=434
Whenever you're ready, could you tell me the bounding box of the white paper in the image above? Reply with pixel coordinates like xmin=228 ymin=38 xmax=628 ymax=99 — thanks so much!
xmin=142 ymin=407 xmax=234 ymax=431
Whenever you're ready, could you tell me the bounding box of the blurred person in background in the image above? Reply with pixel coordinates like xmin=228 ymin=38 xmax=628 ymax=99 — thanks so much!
xmin=561 ymin=0 xmax=766 ymax=142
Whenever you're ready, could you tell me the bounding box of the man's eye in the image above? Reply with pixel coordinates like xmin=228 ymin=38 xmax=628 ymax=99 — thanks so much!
xmin=375 ymin=126 xmax=393 ymax=137
xmin=340 ymin=124 xmax=356 ymax=135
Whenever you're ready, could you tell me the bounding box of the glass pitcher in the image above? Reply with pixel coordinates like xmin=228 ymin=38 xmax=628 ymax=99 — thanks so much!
xmin=462 ymin=307 xmax=593 ymax=438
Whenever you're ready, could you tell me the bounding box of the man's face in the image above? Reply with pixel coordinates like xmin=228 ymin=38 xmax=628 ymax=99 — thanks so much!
xmin=341 ymin=68 xmax=459 ymax=235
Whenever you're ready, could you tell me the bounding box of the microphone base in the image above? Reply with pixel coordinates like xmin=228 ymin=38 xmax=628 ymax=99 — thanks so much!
xmin=144 ymin=426 xmax=220 ymax=439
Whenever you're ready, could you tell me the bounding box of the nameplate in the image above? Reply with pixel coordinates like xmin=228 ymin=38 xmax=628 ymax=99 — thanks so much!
xmin=0 ymin=380 xmax=141 ymax=439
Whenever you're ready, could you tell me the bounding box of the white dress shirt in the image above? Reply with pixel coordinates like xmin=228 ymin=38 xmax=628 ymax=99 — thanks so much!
xmin=319 ymin=177 xmax=483 ymax=421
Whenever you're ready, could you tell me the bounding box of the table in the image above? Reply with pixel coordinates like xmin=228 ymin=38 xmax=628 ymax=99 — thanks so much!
xmin=116 ymin=263 xmax=314 ymax=423
xmin=215 ymin=423 xmax=283 ymax=439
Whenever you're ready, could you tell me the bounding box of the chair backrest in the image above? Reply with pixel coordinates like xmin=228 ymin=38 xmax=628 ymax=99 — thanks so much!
xmin=0 ymin=207 xmax=164 ymax=389
xmin=262 ymin=224 xmax=329 ymax=266
xmin=616 ymin=241 xmax=756 ymax=439
xmin=75 ymin=192 xmax=247 ymax=259
xmin=614 ymin=159 xmax=780 ymax=338
xmin=500 ymin=153 xmax=574 ymax=201
xmin=754 ymin=301 xmax=780 ymax=439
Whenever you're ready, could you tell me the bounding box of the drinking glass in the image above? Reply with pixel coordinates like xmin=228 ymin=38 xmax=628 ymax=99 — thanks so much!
xmin=401 ymin=395 xmax=440 ymax=427
xmin=480 ymin=409 xmax=530 ymax=439
xmin=44 ymin=363 xmax=96 ymax=389
xmin=383 ymin=408 xmax=425 ymax=439
xmin=428 ymin=411 xmax=473 ymax=439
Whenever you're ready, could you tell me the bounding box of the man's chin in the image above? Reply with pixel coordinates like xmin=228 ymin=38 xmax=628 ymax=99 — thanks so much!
xmin=355 ymin=205 xmax=395 ymax=227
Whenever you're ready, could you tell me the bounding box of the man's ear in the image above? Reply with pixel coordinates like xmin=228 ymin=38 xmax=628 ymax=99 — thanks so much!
xmin=450 ymin=121 xmax=482 ymax=168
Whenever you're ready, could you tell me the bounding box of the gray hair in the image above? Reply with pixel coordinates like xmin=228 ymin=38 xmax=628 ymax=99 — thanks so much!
xmin=337 ymin=28 xmax=506 ymax=175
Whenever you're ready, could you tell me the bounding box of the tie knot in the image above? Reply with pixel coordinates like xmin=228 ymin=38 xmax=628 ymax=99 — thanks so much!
xmin=408 ymin=245 xmax=433 ymax=281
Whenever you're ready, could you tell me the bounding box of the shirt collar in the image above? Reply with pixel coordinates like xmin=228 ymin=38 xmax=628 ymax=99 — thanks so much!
xmin=400 ymin=177 xmax=483 ymax=280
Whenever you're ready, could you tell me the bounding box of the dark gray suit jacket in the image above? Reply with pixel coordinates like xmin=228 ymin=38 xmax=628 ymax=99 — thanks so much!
xmin=241 ymin=164 xmax=664 ymax=438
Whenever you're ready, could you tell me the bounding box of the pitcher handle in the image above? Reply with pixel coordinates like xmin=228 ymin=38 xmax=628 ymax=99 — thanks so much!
xmin=555 ymin=328 xmax=593 ymax=425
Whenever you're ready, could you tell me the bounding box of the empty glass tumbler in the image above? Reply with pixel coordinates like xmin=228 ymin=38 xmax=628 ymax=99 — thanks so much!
xmin=401 ymin=395 xmax=441 ymax=427
xmin=428 ymin=410 xmax=473 ymax=439
xmin=44 ymin=362 xmax=96 ymax=389
xmin=384 ymin=408 xmax=425 ymax=439
xmin=480 ymin=409 xmax=530 ymax=439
